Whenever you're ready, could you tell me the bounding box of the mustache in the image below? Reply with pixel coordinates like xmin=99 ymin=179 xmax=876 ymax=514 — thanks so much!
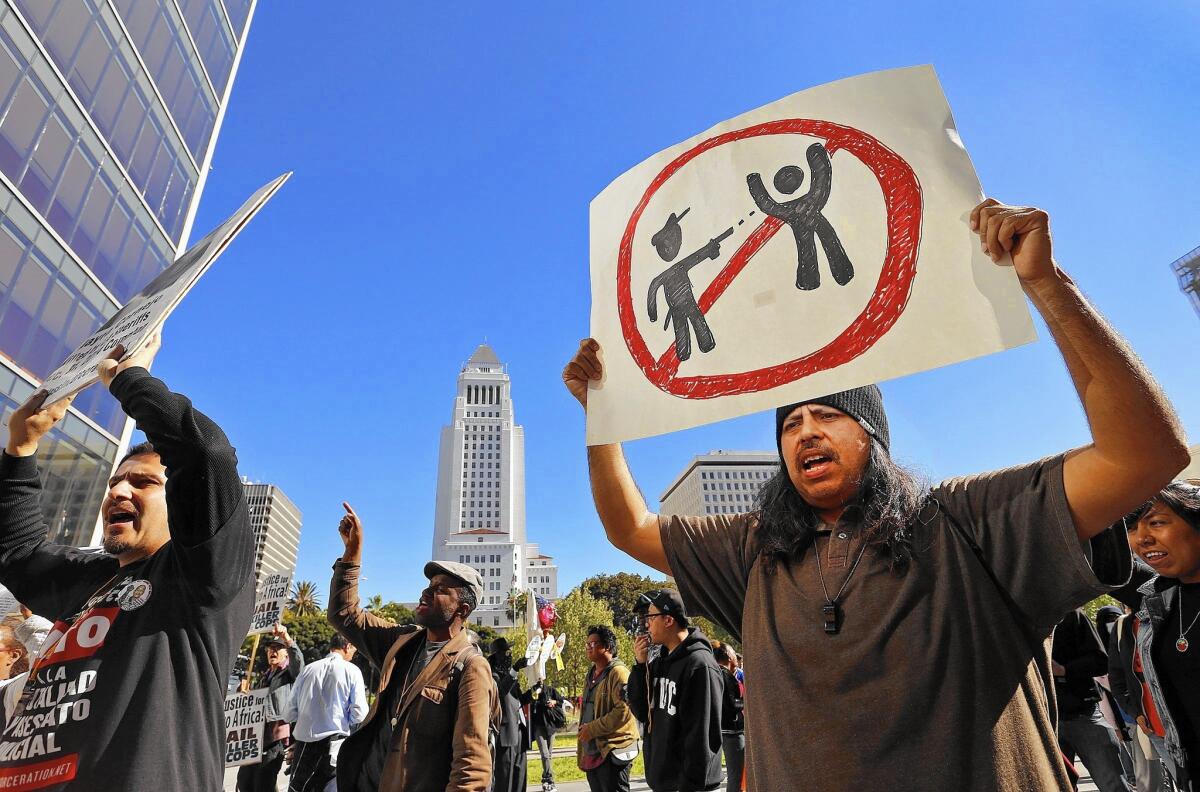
xmin=794 ymin=440 xmax=838 ymax=462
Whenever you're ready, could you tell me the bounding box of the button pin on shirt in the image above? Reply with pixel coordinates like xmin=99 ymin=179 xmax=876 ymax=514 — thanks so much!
xmin=837 ymin=532 xmax=848 ymax=540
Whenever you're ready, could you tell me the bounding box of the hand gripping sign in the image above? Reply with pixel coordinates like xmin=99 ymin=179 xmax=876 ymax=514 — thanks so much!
xmin=586 ymin=66 xmax=1035 ymax=444
xmin=38 ymin=173 xmax=291 ymax=406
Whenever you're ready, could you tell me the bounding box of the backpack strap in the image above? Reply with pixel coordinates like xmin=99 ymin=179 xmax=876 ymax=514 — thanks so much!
xmin=446 ymin=644 xmax=501 ymax=745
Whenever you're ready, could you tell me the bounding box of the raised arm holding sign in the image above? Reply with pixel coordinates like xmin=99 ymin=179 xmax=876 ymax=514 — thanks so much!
xmin=0 ymin=335 xmax=256 ymax=791
xmin=565 ymin=188 xmax=1186 ymax=791
xmin=37 ymin=172 xmax=289 ymax=406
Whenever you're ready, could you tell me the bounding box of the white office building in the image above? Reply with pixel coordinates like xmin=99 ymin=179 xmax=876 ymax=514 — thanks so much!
xmin=431 ymin=344 xmax=557 ymax=628
xmin=242 ymin=481 xmax=301 ymax=586
xmin=660 ymin=450 xmax=779 ymax=516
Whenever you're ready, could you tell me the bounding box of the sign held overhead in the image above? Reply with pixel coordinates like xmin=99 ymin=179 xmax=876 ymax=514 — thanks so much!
xmin=586 ymin=66 xmax=1035 ymax=444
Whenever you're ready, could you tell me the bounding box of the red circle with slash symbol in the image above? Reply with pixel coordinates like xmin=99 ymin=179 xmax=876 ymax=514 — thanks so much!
xmin=616 ymin=119 xmax=922 ymax=398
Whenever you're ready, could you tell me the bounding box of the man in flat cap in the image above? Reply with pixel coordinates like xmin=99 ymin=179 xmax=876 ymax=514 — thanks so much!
xmin=562 ymin=199 xmax=1188 ymax=791
xmin=327 ymin=503 xmax=498 ymax=792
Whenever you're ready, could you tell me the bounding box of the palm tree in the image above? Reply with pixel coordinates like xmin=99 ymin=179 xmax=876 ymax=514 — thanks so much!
xmin=288 ymin=580 xmax=321 ymax=617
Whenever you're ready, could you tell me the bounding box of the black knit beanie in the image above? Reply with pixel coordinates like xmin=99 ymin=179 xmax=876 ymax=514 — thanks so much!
xmin=774 ymin=385 xmax=890 ymax=456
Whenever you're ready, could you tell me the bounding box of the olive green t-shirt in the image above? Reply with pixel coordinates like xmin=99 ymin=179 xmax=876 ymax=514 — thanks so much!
xmin=660 ymin=455 xmax=1130 ymax=792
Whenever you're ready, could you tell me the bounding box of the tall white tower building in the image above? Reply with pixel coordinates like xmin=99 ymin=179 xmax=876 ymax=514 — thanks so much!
xmin=432 ymin=344 xmax=557 ymax=628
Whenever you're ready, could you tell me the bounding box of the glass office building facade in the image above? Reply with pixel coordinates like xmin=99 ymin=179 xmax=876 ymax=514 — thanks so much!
xmin=0 ymin=0 xmax=255 ymax=545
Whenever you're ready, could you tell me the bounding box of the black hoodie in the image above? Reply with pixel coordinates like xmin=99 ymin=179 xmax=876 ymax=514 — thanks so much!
xmin=628 ymin=627 xmax=724 ymax=791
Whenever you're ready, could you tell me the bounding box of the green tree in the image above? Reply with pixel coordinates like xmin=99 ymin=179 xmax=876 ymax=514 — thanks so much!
xmin=371 ymin=600 xmax=415 ymax=625
xmin=552 ymin=586 xmax=619 ymax=699
xmin=582 ymin=572 xmax=668 ymax=631
xmin=288 ymin=580 xmax=322 ymax=617
xmin=282 ymin=609 xmax=336 ymax=663
xmin=1082 ymin=595 xmax=1120 ymax=624
xmin=692 ymin=614 xmax=740 ymax=652
xmin=472 ymin=622 xmax=501 ymax=648
xmin=506 ymin=589 xmax=529 ymax=623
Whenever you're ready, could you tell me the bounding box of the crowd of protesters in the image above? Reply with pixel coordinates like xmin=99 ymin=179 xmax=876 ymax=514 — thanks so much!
xmin=0 ymin=194 xmax=1197 ymax=792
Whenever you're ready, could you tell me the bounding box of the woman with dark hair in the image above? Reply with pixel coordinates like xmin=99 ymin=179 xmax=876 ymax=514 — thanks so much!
xmin=1124 ymin=480 xmax=1200 ymax=791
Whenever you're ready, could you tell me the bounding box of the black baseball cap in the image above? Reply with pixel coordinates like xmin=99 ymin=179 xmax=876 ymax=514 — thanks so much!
xmin=635 ymin=589 xmax=688 ymax=622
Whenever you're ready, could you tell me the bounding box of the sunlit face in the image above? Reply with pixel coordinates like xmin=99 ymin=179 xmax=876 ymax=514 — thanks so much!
xmin=100 ymin=453 xmax=169 ymax=563
xmin=1127 ymin=502 xmax=1200 ymax=583
xmin=645 ymin=605 xmax=676 ymax=646
xmin=779 ymin=404 xmax=871 ymax=521
xmin=0 ymin=632 xmax=23 ymax=681
xmin=414 ymin=574 xmax=465 ymax=629
xmin=585 ymin=634 xmax=610 ymax=665
xmin=266 ymin=644 xmax=288 ymax=669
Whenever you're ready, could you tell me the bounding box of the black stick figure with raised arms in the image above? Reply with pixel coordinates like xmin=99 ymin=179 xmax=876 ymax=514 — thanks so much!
xmin=747 ymin=142 xmax=855 ymax=291
xmin=646 ymin=209 xmax=734 ymax=362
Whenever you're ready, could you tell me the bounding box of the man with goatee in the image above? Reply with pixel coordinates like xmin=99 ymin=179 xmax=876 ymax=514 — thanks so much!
xmin=328 ymin=503 xmax=498 ymax=791
xmin=0 ymin=335 xmax=255 ymax=791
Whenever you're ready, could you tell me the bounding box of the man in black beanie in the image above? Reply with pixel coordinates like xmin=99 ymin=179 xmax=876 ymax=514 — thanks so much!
xmin=562 ymin=198 xmax=1187 ymax=792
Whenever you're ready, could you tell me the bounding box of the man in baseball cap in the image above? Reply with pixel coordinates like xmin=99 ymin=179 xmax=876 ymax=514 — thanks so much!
xmin=328 ymin=503 xmax=498 ymax=791
xmin=628 ymin=588 xmax=723 ymax=792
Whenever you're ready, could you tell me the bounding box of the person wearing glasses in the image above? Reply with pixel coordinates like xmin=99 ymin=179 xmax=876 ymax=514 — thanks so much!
xmin=561 ymin=199 xmax=1187 ymax=791
xmin=627 ymin=590 xmax=723 ymax=792
xmin=577 ymin=625 xmax=640 ymax=792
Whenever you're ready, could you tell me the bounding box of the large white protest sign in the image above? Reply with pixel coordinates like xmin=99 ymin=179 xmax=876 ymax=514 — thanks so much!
xmin=224 ymin=688 xmax=268 ymax=767
xmin=38 ymin=173 xmax=291 ymax=406
xmin=247 ymin=572 xmax=291 ymax=635
xmin=586 ymin=66 xmax=1035 ymax=444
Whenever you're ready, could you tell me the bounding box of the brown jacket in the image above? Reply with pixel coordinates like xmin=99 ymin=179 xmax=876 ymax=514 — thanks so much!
xmin=328 ymin=560 xmax=498 ymax=792
xmin=578 ymin=660 xmax=639 ymax=766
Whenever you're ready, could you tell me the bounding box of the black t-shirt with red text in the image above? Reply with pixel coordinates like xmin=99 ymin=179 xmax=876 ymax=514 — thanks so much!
xmin=0 ymin=369 xmax=255 ymax=791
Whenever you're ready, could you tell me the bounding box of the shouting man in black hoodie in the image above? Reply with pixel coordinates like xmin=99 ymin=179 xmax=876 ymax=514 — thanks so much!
xmin=628 ymin=589 xmax=723 ymax=792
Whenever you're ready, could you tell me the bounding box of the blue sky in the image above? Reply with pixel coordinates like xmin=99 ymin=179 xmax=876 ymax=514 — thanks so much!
xmin=144 ymin=2 xmax=1200 ymax=604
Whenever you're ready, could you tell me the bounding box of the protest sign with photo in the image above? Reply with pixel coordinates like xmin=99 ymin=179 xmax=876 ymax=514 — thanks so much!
xmin=38 ymin=173 xmax=291 ymax=406
xmin=247 ymin=572 xmax=291 ymax=635
xmin=223 ymin=688 xmax=268 ymax=768
xmin=586 ymin=65 xmax=1036 ymax=444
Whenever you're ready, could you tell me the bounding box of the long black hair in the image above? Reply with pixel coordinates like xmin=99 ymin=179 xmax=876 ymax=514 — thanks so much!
xmin=754 ymin=440 xmax=928 ymax=570
xmin=1123 ymin=481 xmax=1200 ymax=531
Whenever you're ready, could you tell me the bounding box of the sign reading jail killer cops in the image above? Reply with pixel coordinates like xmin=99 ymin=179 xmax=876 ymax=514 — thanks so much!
xmin=223 ymin=688 xmax=268 ymax=768
xmin=586 ymin=66 xmax=1036 ymax=444
xmin=247 ymin=572 xmax=291 ymax=635
xmin=38 ymin=173 xmax=292 ymax=406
